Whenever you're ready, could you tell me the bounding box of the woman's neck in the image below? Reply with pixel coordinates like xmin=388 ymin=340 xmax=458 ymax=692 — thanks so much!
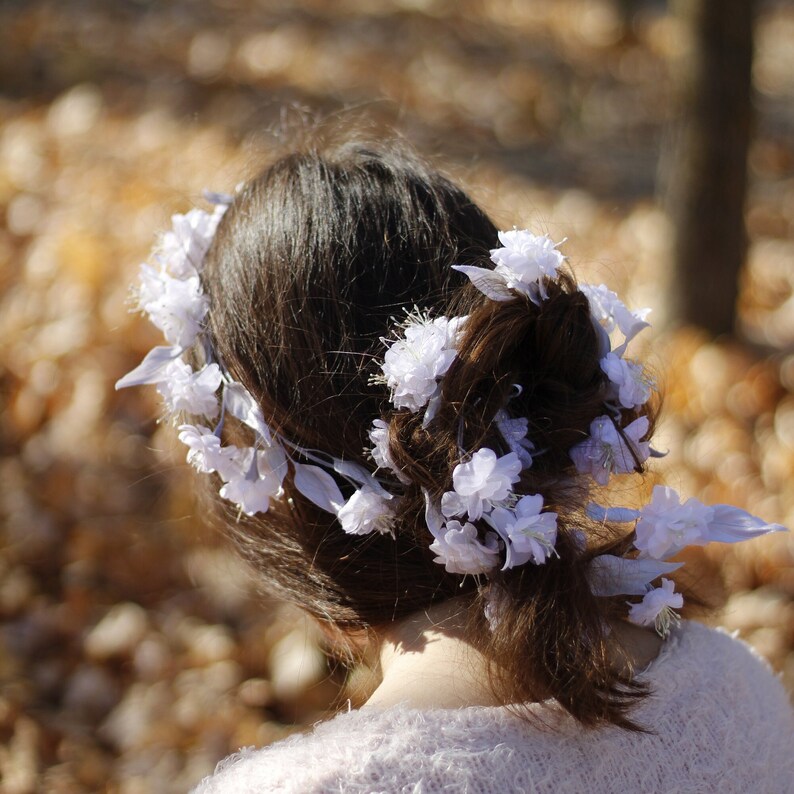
xmin=364 ymin=598 xmax=500 ymax=709
xmin=362 ymin=598 xmax=663 ymax=711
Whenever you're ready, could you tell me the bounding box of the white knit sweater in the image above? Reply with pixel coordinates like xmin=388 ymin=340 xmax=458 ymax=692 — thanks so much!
xmin=192 ymin=622 xmax=794 ymax=793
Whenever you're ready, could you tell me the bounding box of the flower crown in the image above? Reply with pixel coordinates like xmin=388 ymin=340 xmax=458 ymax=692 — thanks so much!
xmin=117 ymin=194 xmax=786 ymax=637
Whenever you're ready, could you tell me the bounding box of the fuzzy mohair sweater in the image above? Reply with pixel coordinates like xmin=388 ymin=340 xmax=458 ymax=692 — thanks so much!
xmin=191 ymin=621 xmax=794 ymax=793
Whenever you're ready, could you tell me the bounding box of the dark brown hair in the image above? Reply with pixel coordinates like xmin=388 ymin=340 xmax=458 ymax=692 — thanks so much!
xmin=200 ymin=132 xmax=659 ymax=729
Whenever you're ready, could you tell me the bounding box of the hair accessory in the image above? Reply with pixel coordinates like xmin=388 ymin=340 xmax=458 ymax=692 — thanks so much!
xmin=627 ymin=578 xmax=683 ymax=636
xmin=371 ymin=311 xmax=466 ymax=426
xmin=116 ymin=193 xmax=391 ymax=529
xmin=117 ymin=198 xmax=787 ymax=637
xmin=587 ymin=486 xmax=784 ymax=635
xmin=569 ymin=416 xmax=650 ymax=486
xmin=452 ymin=228 xmax=565 ymax=304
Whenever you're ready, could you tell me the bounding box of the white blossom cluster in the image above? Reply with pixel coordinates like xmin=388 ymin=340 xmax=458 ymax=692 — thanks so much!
xmin=369 ymin=241 xmax=561 ymax=576
xmin=116 ymin=196 xmax=296 ymax=518
xmin=378 ymin=313 xmax=465 ymax=416
xmin=587 ymin=486 xmax=785 ymax=635
xmin=116 ymin=195 xmax=394 ymax=530
xmin=568 ymin=284 xmax=654 ymax=485
xmin=423 ymin=448 xmax=558 ymax=576
xmin=117 ymin=207 xmax=787 ymax=638
xmin=450 ymin=229 xmax=655 ymax=487
xmin=378 ymin=228 xmax=785 ymax=628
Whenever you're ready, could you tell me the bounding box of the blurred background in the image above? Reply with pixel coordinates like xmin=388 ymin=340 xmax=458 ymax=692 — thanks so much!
xmin=1 ymin=0 xmax=793 ymax=791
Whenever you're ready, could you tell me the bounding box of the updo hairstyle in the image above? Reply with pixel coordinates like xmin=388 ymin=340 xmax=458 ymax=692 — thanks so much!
xmin=200 ymin=134 xmax=658 ymax=730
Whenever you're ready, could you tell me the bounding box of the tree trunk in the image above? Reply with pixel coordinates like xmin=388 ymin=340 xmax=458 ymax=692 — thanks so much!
xmin=664 ymin=0 xmax=756 ymax=336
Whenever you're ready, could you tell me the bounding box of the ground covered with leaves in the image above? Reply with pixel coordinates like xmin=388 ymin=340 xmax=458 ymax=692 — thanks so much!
xmin=1 ymin=1 xmax=793 ymax=791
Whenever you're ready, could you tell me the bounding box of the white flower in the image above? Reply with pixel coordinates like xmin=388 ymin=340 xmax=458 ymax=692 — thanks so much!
xmin=627 ymin=578 xmax=683 ymax=637
xmin=485 ymin=494 xmax=558 ymax=568
xmin=600 ymin=353 xmax=652 ymax=409
xmin=441 ymin=449 xmax=523 ymax=521
xmin=157 ymin=205 xmax=227 ymax=279
xmin=428 ymin=520 xmax=501 ymax=575
xmin=494 ymin=410 xmax=535 ymax=468
xmin=156 ymin=360 xmax=222 ymax=417
xmin=138 ymin=264 xmax=209 ymax=348
xmin=219 ymin=445 xmax=287 ymax=516
xmin=368 ymin=419 xmax=409 ymax=483
xmin=590 ymin=486 xmax=786 ymax=561
xmin=634 ymin=486 xmax=713 ymax=559
xmin=379 ymin=314 xmax=465 ymax=412
xmin=337 ymin=488 xmax=396 ymax=536
xmin=177 ymin=424 xmax=239 ymax=480
xmin=579 ymin=283 xmax=650 ymax=347
xmin=569 ymin=415 xmax=650 ymax=486
xmin=220 ymin=475 xmax=276 ymax=516
xmin=489 ymin=229 xmax=565 ymax=302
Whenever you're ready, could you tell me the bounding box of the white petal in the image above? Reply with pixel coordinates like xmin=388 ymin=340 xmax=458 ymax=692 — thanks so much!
xmin=423 ymin=489 xmax=445 ymax=540
xmin=706 ymin=505 xmax=786 ymax=544
xmin=451 ymin=265 xmax=514 ymax=302
xmin=115 ymin=345 xmax=182 ymax=389
xmin=422 ymin=390 xmax=443 ymax=428
xmin=586 ymin=503 xmax=641 ymax=524
xmin=332 ymin=459 xmax=389 ymax=497
xmin=292 ymin=463 xmax=345 ymax=514
xmin=589 ymin=555 xmax=683 ymax=597
xmin=223 ymin=383 xmax=273 ymax=443
xmin=202 ymin=189 xmax=234 ymax=206
xmin=440 ymin=490 xmax=467 ymax=519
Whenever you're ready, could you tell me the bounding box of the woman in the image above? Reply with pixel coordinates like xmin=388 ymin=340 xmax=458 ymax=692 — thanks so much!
xmin=117 ymin=132 xmax=794 ymax=792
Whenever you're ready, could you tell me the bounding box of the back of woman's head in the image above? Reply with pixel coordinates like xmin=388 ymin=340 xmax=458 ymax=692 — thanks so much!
xmin=193 ymin=135 xmax=658 ymax=729
xmin=204 ymin=140 xmax=497 ymax=454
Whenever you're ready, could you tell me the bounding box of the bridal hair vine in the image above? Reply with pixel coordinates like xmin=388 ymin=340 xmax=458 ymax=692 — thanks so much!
xmin=117 ymin=196 xmax=786 ymax=638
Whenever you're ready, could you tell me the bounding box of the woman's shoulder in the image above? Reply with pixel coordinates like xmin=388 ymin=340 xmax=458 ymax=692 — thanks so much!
xmin=190 ymin=621 xmax=794 ymax=794
xmin=188 ymin=704 xmax=516 ymax=794
xmin=642 ymin=619 xmax=791 ymax=714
